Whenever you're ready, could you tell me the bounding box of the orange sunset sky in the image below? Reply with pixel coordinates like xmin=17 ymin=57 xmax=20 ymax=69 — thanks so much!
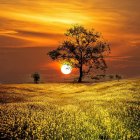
xmin=0 ymin=0 xmax=140 ymax=83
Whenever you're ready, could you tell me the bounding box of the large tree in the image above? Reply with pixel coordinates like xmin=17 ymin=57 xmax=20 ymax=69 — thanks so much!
xmin=48 ymin=25 xmax=110 ymax=82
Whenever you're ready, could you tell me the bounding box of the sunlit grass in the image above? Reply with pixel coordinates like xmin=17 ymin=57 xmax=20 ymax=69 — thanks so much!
xmin=0 ymin=79 xmax=140 ymax=139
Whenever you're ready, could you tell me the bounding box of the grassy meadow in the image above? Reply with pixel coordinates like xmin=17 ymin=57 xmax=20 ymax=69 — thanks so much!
xmin=0 ymin=79 xmax=140 ymax=140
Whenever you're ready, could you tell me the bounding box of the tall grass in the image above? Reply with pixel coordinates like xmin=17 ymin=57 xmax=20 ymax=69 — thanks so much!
xmin=0 ymin=79 xmax=140 ymax=139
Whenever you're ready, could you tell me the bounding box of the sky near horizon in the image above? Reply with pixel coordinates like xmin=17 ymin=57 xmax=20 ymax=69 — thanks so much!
xmin=0 ymin=0 xmax=140 ymax=83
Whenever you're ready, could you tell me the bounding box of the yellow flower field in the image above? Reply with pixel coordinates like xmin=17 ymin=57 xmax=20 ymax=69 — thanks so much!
xmin=0 ymin=79 xmax=140 ymax=140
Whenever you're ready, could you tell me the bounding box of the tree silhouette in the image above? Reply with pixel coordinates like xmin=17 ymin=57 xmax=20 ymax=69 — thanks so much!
xmin=109 ymin=75 xmax=114 ymax=80
xmin=31 ymin=72 xmax=40 ymax=84
xmin=115 ymin=74 xmax=122 ymax=81
xmin=48 ymin=25 xmax=110 ymax=82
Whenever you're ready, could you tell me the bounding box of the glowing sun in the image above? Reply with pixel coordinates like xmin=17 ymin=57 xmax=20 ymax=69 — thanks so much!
xmin=61 ymin=64 xmax=72 ymax=74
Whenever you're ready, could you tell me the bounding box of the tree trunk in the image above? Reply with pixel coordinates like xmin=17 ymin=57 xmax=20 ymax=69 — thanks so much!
xmin=78 ymin=51 xmax=83 ymax=83
xmin=78 ymin=66 xmax=83 ymax=83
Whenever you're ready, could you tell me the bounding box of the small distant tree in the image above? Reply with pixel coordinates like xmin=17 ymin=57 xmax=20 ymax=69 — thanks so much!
xmin=109 ymin=75 xmax=114 ymax=80
xmin=31 ymin=72 xmax=40 ymax=84
xmin=115 ymin=74 xmax=122 ymax=81
xmin=48 ymin=25 xmax=110 ymax=82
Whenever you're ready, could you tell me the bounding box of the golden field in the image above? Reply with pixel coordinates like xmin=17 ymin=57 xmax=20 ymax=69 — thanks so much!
xmin=0 ymin=79 xmax=140 ymax=140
